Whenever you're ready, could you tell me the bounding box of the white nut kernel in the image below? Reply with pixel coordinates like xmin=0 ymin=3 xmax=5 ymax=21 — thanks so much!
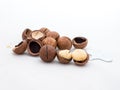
xmin=59 ymin=50 xmax=72 ymax=59
xmin=32 ymin=31 xmax=44 ymax=39
xmin=72 ymin=49 xmax=87 ymax=61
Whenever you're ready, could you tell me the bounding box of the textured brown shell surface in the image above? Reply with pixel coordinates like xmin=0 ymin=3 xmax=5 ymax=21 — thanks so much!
xmin=39 ymin=45 xmax=56 ymax=62
xmin=39 ymin=27 xmax=50 ymax=35
xmin=42 ymin=37 xmax=57 ymax=48
xmin=46 ymin=31 xmax=60 ymax=40
xmin=13 ymin=40 xmax=27 ymax=54
xmin=72 ymin=37 xmax=88 ymax=49
xmin=27 ymin=39 xmax=42 ymax=56
xmin=22 ymin=28 xmax=32 ymax=40
xmin=57 ymin=36 xmax=72 ymax=50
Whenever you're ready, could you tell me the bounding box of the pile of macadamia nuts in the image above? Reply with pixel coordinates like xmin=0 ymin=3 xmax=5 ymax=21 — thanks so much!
xmin=13 ymin=27 xmax=89 ymax=66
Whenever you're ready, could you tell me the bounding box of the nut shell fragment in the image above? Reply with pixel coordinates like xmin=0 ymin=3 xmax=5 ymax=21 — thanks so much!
xmin=13 ymin=40 xmax=27 ymax=54
xmin=72 ymin=37 xmax=88 ymax=49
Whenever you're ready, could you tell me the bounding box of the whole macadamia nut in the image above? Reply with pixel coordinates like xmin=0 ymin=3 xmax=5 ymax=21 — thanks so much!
xmin=42 ymin=37 xmax=57 ymax=48
xmin=57 ymin=36 xmax=72 ymax=50
xmin=46 ymin=31 xmax=60 ymax=40
xmin=39 ymin=45 xmax=56 ymax=62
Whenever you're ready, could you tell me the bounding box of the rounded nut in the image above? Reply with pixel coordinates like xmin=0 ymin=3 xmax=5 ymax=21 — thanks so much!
xmin=13 ymin=40 xmax=27 ymax=54
xmin=27 ymin=39 xmax=42 ymax=56
xmin=42 ymin=37 xmax=57 ymax=48
xmin=72 ymin=49 xmax=89 ymax=66
xmin=57 ymin=50 xmax=72 ymax=64
xmin=57 ymin=36 xmax=72 ymax=50
xmin=72 ymin=37 xmax=88 ymax=49
xmin=22 ymin=28 xmax=32 ymax=40
xmin=46 ymin=31 xmax=60 ymax=40
xmin=39 ymin=27 xmax=50 ymax=35
xmin=30 ymin=30 xmax=45 ymax=41
xmin=39 ymin=45 xmax=56 ymax=62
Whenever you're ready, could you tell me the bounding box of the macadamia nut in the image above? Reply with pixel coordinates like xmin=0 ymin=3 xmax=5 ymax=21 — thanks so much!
xmin=58 ymin=50 xmax=72 ymax=59
xmin=72 ymin=49 xmax=87 ymax=61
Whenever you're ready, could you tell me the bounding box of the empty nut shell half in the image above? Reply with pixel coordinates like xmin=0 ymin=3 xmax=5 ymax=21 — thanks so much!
xmin=57 ymin=36 xmax=72 ymax=50
xmin=30 ymin=30 xmax=45 ymax=41
xmin=72 ymin=49 xmax=89 ymax=66
xmin=57 ymin=50 xmax=72 ymax=64
xmin=13 ymin=40 xmax=27 ymax=54
xmin=72 ymin=37 xmax=88 ymax=49
xmin=27 ymin=39 xmax=42 ymax=56
xmin=39 ymin=27 xmax=50 ymax=35
xmin=22 ymin=28 xmax=32 ymax=40
xmin=39 ymin=45 xmax=56 ymax=62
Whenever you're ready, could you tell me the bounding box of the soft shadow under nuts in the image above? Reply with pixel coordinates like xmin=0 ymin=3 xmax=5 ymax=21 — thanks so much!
xmin=13 ymin=40 xmax=27 ymax=54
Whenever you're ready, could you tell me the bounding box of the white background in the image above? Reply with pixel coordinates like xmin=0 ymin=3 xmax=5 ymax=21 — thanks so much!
xmin=0 ymin=0 xmax=120 ymax=90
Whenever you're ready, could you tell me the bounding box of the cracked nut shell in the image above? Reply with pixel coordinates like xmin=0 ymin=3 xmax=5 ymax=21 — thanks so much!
xmin=27 ymin=39 xmax=42 ymax=56
xmin=57 ymin=50 xmax=72 ymax=64
xmin=57 ymin=36 xmax=72 ymax=50
xmin=46 ymin=31 xmax=60 ymax=40
xmin=72 ymin=49 xmax=89 ymax=66
xmin=72 ymin=37 xmax=88 ymax=49
xmin=42 ymin=37 xmax=57 ymax=48
xmin=22 ymin=28 xmax=32 ymax=40
xmin=30 ymin=30 xmax=45 ymax=41
xmin=13 ymin=40 xmax=27 ymax=54
xmin=39 ymin=45 xmax=56 ymax=62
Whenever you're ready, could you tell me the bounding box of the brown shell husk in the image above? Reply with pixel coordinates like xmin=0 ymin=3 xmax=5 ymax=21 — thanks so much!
xmin=13 ymin=40 xmax=27 ymax=54
xmin=72 ymin=37 xmax=88 ymax=49
xmin=27 ymin=39 xmax=42 ymax=56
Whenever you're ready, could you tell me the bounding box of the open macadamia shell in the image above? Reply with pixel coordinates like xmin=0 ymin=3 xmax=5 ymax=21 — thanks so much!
xmin=30 ymin=30 xmax=45 ymax=41
xmin=72 ymin=37 xmax=88 ymax=49
xmin=57 ymin=36 xmax=72 ymax=50
xmin=27 ymin=39 xmax=42 ymax=56
xmin=72 ymin=49 xmax=89 ymax=66
xmin=22 ymin=28 xmax=32 ymax=40
xmin=57 ymin=50 xmax=72 ymax=64
xmin=13 ymin=40 xmax=27 ymax=54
